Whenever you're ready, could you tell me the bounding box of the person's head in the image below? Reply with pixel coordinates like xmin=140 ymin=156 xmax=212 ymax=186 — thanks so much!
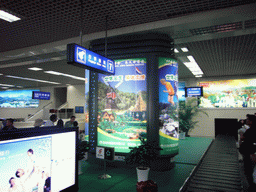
xmin=9 ymin=177 xmax=16 ymax=187
xmin=160 ymin=79 xmax=166 ymax=85
xmin=57 ymin=119 xmax=64 ymax=128
xmin=15 ymin=169 xmax=25 ymax=178
xmin=70 ymin=116 xmax=76 ymax=123
xmin=246 ymin=115 xmax=256 ymax=127
xmin=27 ymin=149 xmax=33 ymax=156
xmin=6 ymin=118 xmax=14 ymax=127
xmin=50 ymin=114 xmax=57 ymax=122
xmin=34 ymin=119 xmax=44 ymax=127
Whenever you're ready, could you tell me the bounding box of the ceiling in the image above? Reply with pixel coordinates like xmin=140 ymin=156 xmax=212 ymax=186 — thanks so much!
xmin=0 ymin=0 xmax=256 ymax=90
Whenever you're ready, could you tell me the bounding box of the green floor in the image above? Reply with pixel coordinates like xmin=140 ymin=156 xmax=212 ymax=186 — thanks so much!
xmin=78 ymin=137 xmax=213 ymax=192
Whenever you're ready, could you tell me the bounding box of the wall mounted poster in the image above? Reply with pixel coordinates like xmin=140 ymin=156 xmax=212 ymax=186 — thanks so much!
xmin=159 ymin=57 xmax=179 ymax=156
xmin=97 ymin=58 xmax=147 ymax=153
xmin=199 ymin=79 xmax=256 ymax=108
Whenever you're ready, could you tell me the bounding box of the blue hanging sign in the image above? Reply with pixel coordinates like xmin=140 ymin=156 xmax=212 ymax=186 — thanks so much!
xmin=67 ymin=43 xmax=115 ymax=75
xmin=32 ymin=91 xmax=51 ymax=100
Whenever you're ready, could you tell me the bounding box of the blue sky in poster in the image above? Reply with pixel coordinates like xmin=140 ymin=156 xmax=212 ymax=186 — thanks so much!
xmin=159 ymin=65 xmax=178 ymax=104
xmin=0 ymin=137 xmax=52 ymax=189
xmin=98 ymin=61 xmax=146 ymax=93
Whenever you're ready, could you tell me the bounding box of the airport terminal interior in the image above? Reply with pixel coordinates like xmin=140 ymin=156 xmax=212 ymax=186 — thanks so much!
xmin=1 ymin=1 xmax=256 ymax=191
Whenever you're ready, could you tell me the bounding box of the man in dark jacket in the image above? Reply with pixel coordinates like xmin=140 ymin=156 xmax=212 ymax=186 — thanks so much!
xmin=1 ymin=118 xmax=17 ymax=131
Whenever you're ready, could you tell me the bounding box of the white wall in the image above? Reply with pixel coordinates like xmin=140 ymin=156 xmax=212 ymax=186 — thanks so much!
xmin=181 ymin=76 xmax=256 ymax=138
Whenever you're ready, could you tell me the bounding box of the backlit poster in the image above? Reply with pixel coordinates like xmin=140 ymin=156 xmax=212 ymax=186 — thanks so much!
xmin=84 ymin=69 xmax=90 ymax=141
xmin=199 ymin=79 xmax=256 ymax=108
xmin=159 ymin=57 xmax=179 ymax=156
xmin=97 ymin=58 xmax=147 ymax=153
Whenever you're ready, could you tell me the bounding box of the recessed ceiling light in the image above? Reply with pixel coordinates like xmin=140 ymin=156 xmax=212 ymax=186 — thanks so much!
xmin=174 ymin=48 xmax=179 ymax=53
xmin=0 ymin=83 xmax=14 ymax=87
xmin=0 ymin=9 xmax=21 ymax=22
xmin=16 ymin=86 xmax=23 ymax=88
xmin=6 ymin=75 xmax=60 ymax=85
xmin=28 ymin=67 xmax=43 ymax=71
xmin=187 ymin=55 xmax=196 ymax=63
xmin=0 ymin=73 xmax=3 ymax=75
xmin=181 ymin=47 xmax=189 ymax=52
xmin=44 ymin=71 xmax=86 ymax=81
xmin=195 ymin=75 xmax=202 ymax=78
xmin=1 ymin=87 xmax=9 ymax=89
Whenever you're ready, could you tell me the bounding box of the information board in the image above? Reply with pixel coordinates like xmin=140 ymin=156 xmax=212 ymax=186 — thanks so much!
xmin=67 ymin=43 xmax=115 ymax=75
xmin=32 ymin=91 xmax=51 ymax=100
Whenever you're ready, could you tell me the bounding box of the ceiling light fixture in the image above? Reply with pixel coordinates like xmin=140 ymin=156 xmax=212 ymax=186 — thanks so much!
xmin=28 ymin=67 xmax=43 ymax=71
xmin=0 ymin=83 xmax=14 ymax=87
xmin=0 ymin=9 xmax=21 ymax=22
xmin=174 ymin=48 xmax=179 ymax=53
xmin=6 ymin=75 xmax=60 ymax=85
xmin=44 ymin=71 xmax=86 ymax=81
xmin=181 ymin=47 xmax=189 ymax=52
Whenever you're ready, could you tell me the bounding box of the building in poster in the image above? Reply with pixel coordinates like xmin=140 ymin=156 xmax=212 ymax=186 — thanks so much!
xmin=158 ymin=57 xmax=179 ymax=156
xmin=199 ymin=79 xmax=256 ymax=108
xmin=97 ymin=58 xmax=147 ymax=153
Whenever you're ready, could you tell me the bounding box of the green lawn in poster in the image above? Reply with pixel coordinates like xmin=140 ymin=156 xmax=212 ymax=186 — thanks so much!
xmin=158 ymin=57 xmax=179 ymax=156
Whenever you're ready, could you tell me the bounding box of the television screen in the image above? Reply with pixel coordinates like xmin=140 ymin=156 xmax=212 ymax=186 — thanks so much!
xmin=0 ymin=89 xmax=40 ymax=108
xmin=0 ymin=127 xmax=78 ymax=192
xmin=185 ymin=87 xmax=203 ymax=97
xmin=32 ymin=91 xmax=51 ymax=100
xmin=75 ymin=106 xmax=84 ymax=113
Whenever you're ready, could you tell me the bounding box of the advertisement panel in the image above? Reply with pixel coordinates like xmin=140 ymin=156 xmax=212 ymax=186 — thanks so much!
xmin=199 ymin=79 xmax=256 ymax=108
xmin=84 ymin=69 xmax=90 ymax=141
xmin=97 ymin=58 xmax=147 ymax=153
xmin=158 ymin=57 xmax=179 ymax=156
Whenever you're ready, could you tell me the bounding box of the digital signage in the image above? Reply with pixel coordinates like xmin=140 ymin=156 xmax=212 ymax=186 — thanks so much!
xmin=32 ymin=91 xmax=51 ymax=100
xmin=158 ymin=57 xmax=179 ymax=156
xmin=97 ymin=58 xmax=147 ymax=153
xmin=199 ymin=78 xmax=256 ymax=108
xmin=185 ymin=87 xmax=203 ymax=97
xmin=0 ymin=127 xmax=78 ymax=192
xmin=0 ymin=89 xmax=39 ymax=108
xmin=67 ymin=43 xmax=115 ymax=75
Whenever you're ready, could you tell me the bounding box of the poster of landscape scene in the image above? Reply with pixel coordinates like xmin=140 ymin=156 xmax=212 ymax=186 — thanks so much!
xmin=158 ymin=57 xmax=179 ymax=156
xmin=199 ymin=79 xmax=256 ymax=108
xmin=97 ymin=58 xmax=147 ymax=153
xmin=0 ymin=89 xmax=40 ymax=108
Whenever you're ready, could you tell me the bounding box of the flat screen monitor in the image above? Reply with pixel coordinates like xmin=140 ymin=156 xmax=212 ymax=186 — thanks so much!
xmin=185 ymin=87 xmax=203 ymax=97
xmin=0 ymin=127 xmax=78 ymax=192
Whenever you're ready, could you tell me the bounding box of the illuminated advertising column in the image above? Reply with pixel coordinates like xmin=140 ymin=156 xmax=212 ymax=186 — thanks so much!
xmin=97 ymin=58 xmax=147 ymax=153
xmin=84 ymin=69 xmax=90 ymax=141
xmin=158 ymin=57 xmax=179 ymax=155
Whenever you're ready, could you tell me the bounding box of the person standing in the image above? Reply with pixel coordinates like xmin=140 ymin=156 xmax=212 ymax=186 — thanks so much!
xmin=44 ymin=114 xmax=57 ymax=127
xmin=64 ymin=116 xmax=76 ymax=128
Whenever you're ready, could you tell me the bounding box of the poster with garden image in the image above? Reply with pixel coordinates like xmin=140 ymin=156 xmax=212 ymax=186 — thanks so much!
xmin=159 ymin=57 xmax=179 ymax=156
xmin=97 ymin=58 xmax=147 ymax=153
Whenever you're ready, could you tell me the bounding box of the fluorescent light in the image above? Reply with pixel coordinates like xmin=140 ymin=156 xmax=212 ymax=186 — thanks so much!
xmin=174 ymin=48 xmax=179 ymax=53
xmin=16 ymin=86 xmax=23 ymax=88
xmin=28 ymin=67 xmax=43 ymax=71
xmin=44 ymin=71 xmax=62 ymax=75
xmin=1 ymin=87 xmax=9 ymax=89
xmin=0 ymin=73 xmax=3 ymax=75
xmin=187 ymin=55 xmax=196 ymax=63
xmin=195 ymin=75 xmax=202 ymax=78
xmin=44 ymin=71 xmax=86 ymax=81
xmin=0 ymin=10 xmax=21 ymax=22
xmin=0 ymin=83 xmax=14 ymax=87
xmin=6 ymin=75 xmax=60 ymax=84
xmin=181 ymin=47 xmax=189 ymax=52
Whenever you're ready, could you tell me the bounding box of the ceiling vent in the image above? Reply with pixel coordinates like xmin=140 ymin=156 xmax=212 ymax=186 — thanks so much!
xmin=245 ymin=19 xmax=256 ymax=29
xmin=190 ymin=22 xmax=242 ymax=36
